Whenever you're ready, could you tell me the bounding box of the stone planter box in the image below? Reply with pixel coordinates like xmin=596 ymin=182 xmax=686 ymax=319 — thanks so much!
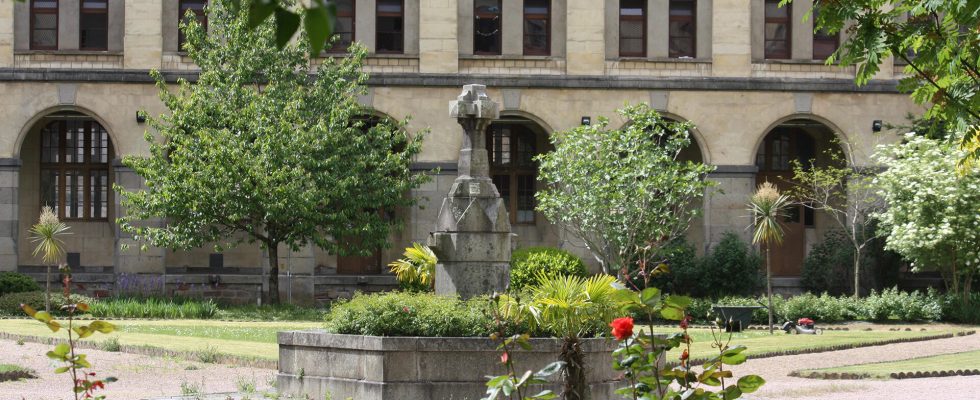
xmin=277 ymin=330 xmax=622 ymax=400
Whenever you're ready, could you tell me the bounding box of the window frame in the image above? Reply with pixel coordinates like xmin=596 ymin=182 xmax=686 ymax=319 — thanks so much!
xmin=487 ymin=123 xmax=539 ymax=225
xmin=473 ymin=0 xmax=503 ymax=55
xmin=327 ymin=0 xmax=355 ymax=53
xmin=30 ymin=0 xmax=59 ymax=51
xmin=79 ymin=0 xmax=108 ymax=51
xmin=811 ymin=7 xmax=838 ymax=60
xmin=764 ymin=0 xmax=792 ymax=60
xmin=668 ymin=0 xmax=697 ymax=58
xmin=39 ymin=118 xmax=113 ymax=221
xmin=177 ymin=0 xmax=208 ymax=51
xmin=375 ymin=0 xmax=405 ymax=54
xmin=522 ymin=0 xmax=551 ymax=56
xmin=618 ymin=0 xmax=647 ymax=58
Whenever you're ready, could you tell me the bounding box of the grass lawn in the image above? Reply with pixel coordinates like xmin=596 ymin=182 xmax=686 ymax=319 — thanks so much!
xmin=0 ymin=363 xmax=36 ymax=382
xmin=797 ymin=349 xmax=980 ymax=379
xmin=643 ymin=327 xmax=961 ymax=363
xmin=0 ymin=319 xmax=965 ymax=366
xmin=0 ymin=319 xmax=322 ymax=361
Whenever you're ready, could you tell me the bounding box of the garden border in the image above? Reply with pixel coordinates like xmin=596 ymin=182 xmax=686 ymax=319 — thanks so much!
xmin=0 ymin=332 xmax=276 ymax=369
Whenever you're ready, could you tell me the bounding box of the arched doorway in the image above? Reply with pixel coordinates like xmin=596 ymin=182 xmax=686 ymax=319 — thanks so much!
xmin=18 ymin=111 xmax=115 ymax=268
xmin=754 ymin=118 xmax=845 ymax=277
xmin=486 ymin=116 xmax=551 ymax=244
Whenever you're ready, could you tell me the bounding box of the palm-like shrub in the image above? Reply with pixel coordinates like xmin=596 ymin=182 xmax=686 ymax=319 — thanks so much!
xmin=499 ymin=273 xmax=629 ymax=400
xmin=747 ymin=182 xmax=791 ymax=334
xmin=28 ymin=206 xmax=71 ymax=313
xmin=387 ymin=243 xmax=437 ymax=291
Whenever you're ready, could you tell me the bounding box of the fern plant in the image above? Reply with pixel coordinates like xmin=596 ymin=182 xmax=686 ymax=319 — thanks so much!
xmin=387 ymin=243 xmax=437 ymax=291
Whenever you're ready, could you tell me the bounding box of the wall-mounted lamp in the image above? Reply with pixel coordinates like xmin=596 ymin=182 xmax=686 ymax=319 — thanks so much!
xmin=581 ymin=116 xmax=591 ymax=126
xmin=136 ymin=111 xmax=146 ymax=124
xmin=872 ymin=120 xmax=882 ymax=132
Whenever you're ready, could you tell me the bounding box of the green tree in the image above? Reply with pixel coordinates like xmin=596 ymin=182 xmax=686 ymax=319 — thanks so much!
xmin=28 ymin=206 xmax=70 ymax=313
xmin=535 ymin=105 xmax=715 ymax=278
xmin=788 ymin=141 xmax=883 ymax=297
xmin=873 ymin=133 xmax=980 ymax=303
xmin=117 ymin=0 xmax=426 ymax=304
xmin=792 ymin=0 xmax=980 ymax=164
xmin=747 ymin=182 xmax=792 ymax=334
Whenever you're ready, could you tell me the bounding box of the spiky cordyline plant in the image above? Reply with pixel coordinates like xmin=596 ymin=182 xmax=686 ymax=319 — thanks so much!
xmin=29 ymin=206 xmax=71 ymax=313
xmin=499 ymin=273 xmax=629 ymax=400
xmin=747 ymin=182 xmax=792 ymax=334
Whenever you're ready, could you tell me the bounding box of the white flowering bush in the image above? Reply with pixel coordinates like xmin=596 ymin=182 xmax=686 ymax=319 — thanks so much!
xmin=873 ymin=134 xmax=980 ymax=303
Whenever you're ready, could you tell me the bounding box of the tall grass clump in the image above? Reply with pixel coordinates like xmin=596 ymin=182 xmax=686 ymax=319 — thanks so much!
xmin=88 ymin=297 xmax=218 ymax=319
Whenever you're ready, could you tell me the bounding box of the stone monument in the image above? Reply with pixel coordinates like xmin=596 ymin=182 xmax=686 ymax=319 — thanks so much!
xmin=428 ymin=84 xmax=512 ymax=298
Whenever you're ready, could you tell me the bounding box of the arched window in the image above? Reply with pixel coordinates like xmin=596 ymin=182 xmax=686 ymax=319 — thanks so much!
xmin=755 ymin=128 xmax=814 ymax=172
xmin=39 ymin=115 xmax=112 ymax=220
xmin=487 ymin=122 xmax=540 ymax=224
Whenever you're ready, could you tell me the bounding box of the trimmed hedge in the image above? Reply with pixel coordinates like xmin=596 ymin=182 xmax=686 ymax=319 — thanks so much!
xmin=0 ymin=291 xmax=95 ymax=316
xmin=325 ymin=291 xmax=504 ymax=337
xmin=0 ymin=272 xmax=40 ymax=297
xmin=685 ymin=287 xmax=949 ymax=324
xmin=509 ymin=247 xmax=588 ymax=292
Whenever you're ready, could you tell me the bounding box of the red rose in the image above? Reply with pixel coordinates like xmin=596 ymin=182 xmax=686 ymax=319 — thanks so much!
xmin=679 ymin=315 xmax=691 ymax=330
xmin=609 ymin=317 xmax=634 ymax=341
xmin=680 ymin=349 xmax=689 ymax=361
xmin=500 ymin=352 xmax=509 ymax=364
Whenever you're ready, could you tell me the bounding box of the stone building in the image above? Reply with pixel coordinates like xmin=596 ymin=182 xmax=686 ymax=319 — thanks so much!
xmin=0 ymin=0 xmax=920 ymax=304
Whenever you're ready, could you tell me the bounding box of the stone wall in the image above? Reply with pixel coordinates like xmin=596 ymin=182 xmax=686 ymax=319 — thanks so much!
xmin=278 ymin=331 xmax=622 ymax=400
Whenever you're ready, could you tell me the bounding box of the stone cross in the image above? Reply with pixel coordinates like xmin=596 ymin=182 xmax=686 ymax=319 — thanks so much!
xmin=449 ymin=84 xmax=499 ymax=178
xmin=428 ymin=84 xmax=512 ymax=298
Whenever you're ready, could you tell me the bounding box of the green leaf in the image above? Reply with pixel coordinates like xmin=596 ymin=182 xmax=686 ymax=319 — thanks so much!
xmin=723 ymin=384 xmax=742 ymax=398
xmin=247 ymin=0 xmax=277 ymax=29
xmin=720 ymin=345 xmax=748 ymax=365
xmin=664 ymin=295 xmax=692 ymax=309
xmin=52 ymin=343 xmax=70 ymax=356
xmin=640 ymin=287 xmax=661 ymax=306
xmin=661 ymin=305 xmax=685 ymax=321
xmin=54 ymin=366 xmax=70 ymax=374
xmin=88 ymin=321 xmax=116 ymax=334
xmin=274 ymin=8 xmax=301 ymax=48
xmin=536 ymin=361 xmax=564 ymax=377
xmin=737 ymin=375 xmax=765 ymax=393
xmin=485 ymin=375 xmax=508 ymax=388
xmin=33 ymin=311 xmax=53 ymax=323
xmin=73 ymin=326 xmax=94 ymax=339
xmin=304 ymin=3 xmax=335 ymax=56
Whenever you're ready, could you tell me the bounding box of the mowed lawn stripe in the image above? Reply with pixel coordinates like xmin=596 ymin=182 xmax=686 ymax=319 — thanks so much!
xmin=802 ymin=349 xmax=980 ymax=378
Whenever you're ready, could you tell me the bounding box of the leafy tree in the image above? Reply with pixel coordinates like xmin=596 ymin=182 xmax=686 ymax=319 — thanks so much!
xmin=117 ymin=0 xmax=426 ymax=304
xmin=793 ymin=0 xmax=980 ymax=164
xmin=747 ymin=182 xmax=792 ymax=334
xmin=788 ymin=142 xmax=883 ymax=297
xmin=873 ymin=133 xmax=980 ymax=304
xmin=535 ymin=105 xmax=715 ymax=278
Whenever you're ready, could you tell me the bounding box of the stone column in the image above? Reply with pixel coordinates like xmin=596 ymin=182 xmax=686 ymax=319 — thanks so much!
xmin=0 ymin=159 xmax=19 ymax=271
xmin=0 ymin=1 xmax=13 ymax=67
xmin=716 ymin=0 xmax=753 ymax=76
xmin=124 ymin=0 xmax=163 ymax=69
xmin=418 ymin=0 xmax=458 ymax=73
xmin=565 ymin=0 xmax=604 ymax=75
xmin=428 ymin=85 xmax=512 ymax=298
xmin=704 ymin=165 xmax=758 ymax=248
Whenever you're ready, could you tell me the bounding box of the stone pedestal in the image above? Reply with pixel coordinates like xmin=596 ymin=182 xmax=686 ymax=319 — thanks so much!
xmin=428 ymin=84 xmax=512 ymax=298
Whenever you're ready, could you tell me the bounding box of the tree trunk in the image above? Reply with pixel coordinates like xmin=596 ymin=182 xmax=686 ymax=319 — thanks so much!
xmin=853 ymin=248 xmax=861 ymax=298
xmin=561 ymin=336 xmax=589 ymax=400
xmin=766 ymin=248 xmax=773 ymax=335
xmin=267 ymin=243 xmax=281 ymax=305
xmin=45 ymin=265 xmax=51 ymax=313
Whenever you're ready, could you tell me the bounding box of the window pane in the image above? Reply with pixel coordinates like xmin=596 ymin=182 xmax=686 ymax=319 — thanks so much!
xmin=377 ymin=0 xmax=402 ymax=14
xmin=516 ymin=132 xmax=535 ymax=167
xmin=81 ymin=0 xmax=107 ymax=9
xmin=491 ymin=127 xmax=511 ymax=166
xmin=90 ymin=170 xmax=108 ymax=219
xmin=524 ymin=0 xmax=549 ymax=15
xmin=517 ymin=175 xmax=535 ymax=223
xmin=41 ymin=169 xmax=58 ymax=209
xmin=765 ymin=1 xmax=788 ymax=18
xmin=524 ymin=20 xmax=548 ymax=53
xmin=475 ymin=0 xmax=501 ymax=13
xmin=335 ymin=0 xmax=353 ymax=14
xmin=620 ymin=20 xmax=643 ymax=40
xmin=670 ymin=0 xmax=695 ymax=16
xmin=620 ymin=0 xmax=644 ymax=16
xmin=42 ymin=123 xmax=60 ymax=163
xmin=80 ymin=13 xmax=108 ymax=49
xmin=33 ymin=0 xmax=58 ymax=8
xmin=493 ymin=175 xmax=511 ymax=210
xmin=65 ymin=170 xmax=82 ymax=218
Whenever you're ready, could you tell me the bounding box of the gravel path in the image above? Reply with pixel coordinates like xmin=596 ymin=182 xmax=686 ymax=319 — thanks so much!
xmin=0 ymin=340 xmax=274 ymax=400
xmin=730 ymin=330 xmax=980 ymax=400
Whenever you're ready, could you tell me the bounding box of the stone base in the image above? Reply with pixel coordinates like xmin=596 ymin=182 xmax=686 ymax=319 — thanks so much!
xmin=277 ymin=331 xmax=623 ymax=400
xmin=434 ymin=261 xmax=510 ymax=298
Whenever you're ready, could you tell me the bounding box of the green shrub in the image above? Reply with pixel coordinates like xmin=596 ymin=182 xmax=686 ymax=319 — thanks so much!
xmin=667 ymin=233 xmax=762 ymax=298
xmin=0 ymin=272 xmax=41 ymax=297
xmin=940 ymin=292 xmax=980 ymax=324
xmin=325 ymin=291 xmax=507 ymax=337
xmin=801 ymin=231 xmax=857 ymax=296
xmin=88 ymin=297 xmax=219 ymax=319
xmin=862 ymin=287 xmax=942 ymax=322
xmin=0 ymin=291 xmax=94 ymax=316
xmin=509 ymin=247 xmax=587 ymax=292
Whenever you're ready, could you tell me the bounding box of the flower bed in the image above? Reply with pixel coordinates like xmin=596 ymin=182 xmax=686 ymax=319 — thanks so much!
xmin=277 ymin=330 xmax=621 ymax=400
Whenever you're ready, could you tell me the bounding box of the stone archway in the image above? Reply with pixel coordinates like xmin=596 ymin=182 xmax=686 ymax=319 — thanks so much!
xmin=17 ymin=110 xmax=117 ymax=270
xmin=753 ymin=118 xmax=846 ymax=277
